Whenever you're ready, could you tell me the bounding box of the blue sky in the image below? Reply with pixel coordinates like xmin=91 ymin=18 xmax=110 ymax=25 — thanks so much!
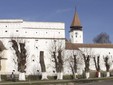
xmin=0 ymin=0 xmax=113 ymax=43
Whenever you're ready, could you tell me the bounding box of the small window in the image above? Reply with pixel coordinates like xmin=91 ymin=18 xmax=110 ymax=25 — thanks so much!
xmin=35 ymin=40 xmax=38 ymax=41
xmin=6 ymin=26 xmax=7 ymax=27
xmin=54 ymin=40 xmax=56 ymax=42
xmin=53 ymin=70 xmax=55 ymax=73
xmin=75 ymin=32 xmax=78 ymax=38
xmin=45 ymin=41 xmax=47 ymax=43
xmin=16 ymin=30 xmax=19 ymax=32
xmin=58 ymin=32 xmax=60 ymax=34
xmin=5 ymin=30 xmax=7 ymax=32
xmin=25 ymin=31 xmax=27 ymax=33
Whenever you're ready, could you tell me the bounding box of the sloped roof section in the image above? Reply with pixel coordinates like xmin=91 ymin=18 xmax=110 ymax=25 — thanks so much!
xmin=65 ymin=42 xmax=79 ymax=50
xmin=66 ymin=42 xmax=113 ymax=50
xmin=70 ymin=11 xmax=82 ymax=31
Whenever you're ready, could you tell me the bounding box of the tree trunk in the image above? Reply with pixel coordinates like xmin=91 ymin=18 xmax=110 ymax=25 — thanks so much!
xmin=74 ymin=73 xmax=78 ymax=79
xmin=57 ymin=72 xmax=63 ymax=80
xmin=74 ymin=55 xmax=77 ymax=73
xmin=0 ymin=75 xmax=1 ymax=81
xmin=39 ymin=51 xmax=48 ymax=80
xmin=19 ymin=43 xmax=26 ymax=72
xmin=94 ymin=56 xmax=101 ymax=78
xmin=53 ymin=52 xmax=58 ymax=72
xmin=83 ymin=54 xmax=90 ymax=75
xmin=19 ymin=72 xmax=26 ymax=81
xmin=85 ymin=72 xmax=90 ymax=79
xmin=57 ymin=50 xmax=63 ymax=80
xmin=41 ymin=72 xmax=48 ymax=80
xmin=98 ymin=71 xmax=101 ymax=78
xmin=106 ymin=71 xmax=110 ymax=77
xmin=73 ymin=55 xmax=77 ymax=79
xmin=104 ymin=57 xmax=110 ymax=77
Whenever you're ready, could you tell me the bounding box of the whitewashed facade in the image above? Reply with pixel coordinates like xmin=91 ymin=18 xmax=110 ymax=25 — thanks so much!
xmin=65 ymin=47 xmax=113 ymax=75
xmin=0 ymin=18 xmax=113 ymax=77
xmin=0 ymin=19 xmax=65 ymax=75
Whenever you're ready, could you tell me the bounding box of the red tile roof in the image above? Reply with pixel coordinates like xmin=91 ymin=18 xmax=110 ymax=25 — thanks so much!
xmin=70 ymin=12 xmax=82 ymax=31
xmin=66 ymin=42 xmax=113 ymax=50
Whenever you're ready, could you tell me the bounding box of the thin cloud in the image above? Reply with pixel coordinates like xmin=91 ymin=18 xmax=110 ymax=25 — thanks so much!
xmin=56 ymin=8 xmax=72 ymax=14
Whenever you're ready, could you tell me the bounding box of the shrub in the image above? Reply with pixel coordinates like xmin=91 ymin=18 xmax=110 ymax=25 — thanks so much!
xmin=63 ymin=75 xmax=73 ymax=80
xmin=48 ymin=76 xmax=57 ymax=80
xmin=26 ymin=75 xmax=41 ymax=80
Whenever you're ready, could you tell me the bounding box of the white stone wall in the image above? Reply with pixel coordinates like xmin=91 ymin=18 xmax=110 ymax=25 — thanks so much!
xmin=0 ymin=19 xmax=65 ymax=75
xmin=0 ymin=20 xmax=65 ymax=39
xmin=80 ymin=48 xmax=113 ymax=71
xmin=64 ymin=48 xmax=113 ymax=75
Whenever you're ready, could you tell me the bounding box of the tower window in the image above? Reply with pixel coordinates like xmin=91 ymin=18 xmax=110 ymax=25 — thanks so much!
xmin=71 ymin=35 xmax=73 ymax=38
xmin=75 ymin=32 xmax=78 ymax=37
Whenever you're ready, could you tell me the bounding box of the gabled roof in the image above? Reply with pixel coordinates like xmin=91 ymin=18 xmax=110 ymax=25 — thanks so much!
xmin=66 ymin=42 xmax=113 ymax=50
xmin=70 ymin=11 xmax=82 ymax=31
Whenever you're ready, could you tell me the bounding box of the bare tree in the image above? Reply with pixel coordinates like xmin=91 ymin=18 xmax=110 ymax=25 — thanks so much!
xmin=69 ymin=55 xmax=78 ymax=79
xmin=0 ymin=41 xmax=7 ymax=81
xmin=53 ymin=51 xmax=58 ymax=72
xmin=104 ymin=56 xmax=110 ymax=77
xmin=82 ymin=54 xmax=90 ymax=79
xmin=79 ymin=48 xmax=94 ymax=79
xmin=93 ymin=56 xmax=101 ymax=77
xmin=19 ymin=43 xmax=26 ymax=72
xmin=83 ymin=54 xmax=90 ymax=72
xmin=11 ymin=39 xmax=26 ymax=80
xmin=53 ymin=47 xmax=64 ymax=80
xmin=93 ymin=32 xmax=111 ymax=44
xmin=49 ymin=40 xmax=64 ymax=80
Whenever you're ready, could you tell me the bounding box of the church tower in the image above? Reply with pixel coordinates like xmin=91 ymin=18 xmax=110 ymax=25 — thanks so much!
xmin=70 ymin=11 xmax=83 ymax=43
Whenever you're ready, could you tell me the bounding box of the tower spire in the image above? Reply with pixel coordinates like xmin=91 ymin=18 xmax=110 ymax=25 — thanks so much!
xmin=70 ymin=9 xmax=82 ymax=31
xmin=69 ymin=7 xmax=83 ymax=43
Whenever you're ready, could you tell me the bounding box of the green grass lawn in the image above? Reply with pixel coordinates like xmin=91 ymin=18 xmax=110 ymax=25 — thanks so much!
xmin=1 ymin=77 xmax=113 ymax=85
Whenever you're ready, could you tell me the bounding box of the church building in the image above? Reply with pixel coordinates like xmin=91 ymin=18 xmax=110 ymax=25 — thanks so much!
xmin=0 ymin=9 xmax=113 ymax=79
